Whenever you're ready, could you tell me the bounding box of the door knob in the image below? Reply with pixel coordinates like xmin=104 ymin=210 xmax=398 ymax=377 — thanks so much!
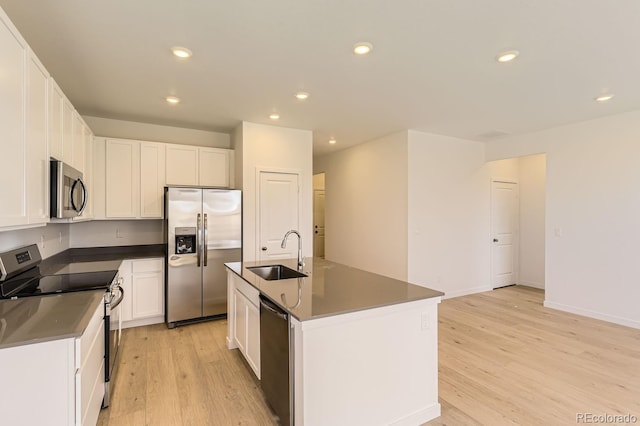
xmin=493 ymin=238 xmax=499 ymax=242
xmin=261 ymin=247 xmax=267 ymax=251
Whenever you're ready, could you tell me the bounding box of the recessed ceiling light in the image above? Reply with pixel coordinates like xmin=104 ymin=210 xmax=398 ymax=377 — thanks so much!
xmin=166 ymin=96 xmax=180 ymax=104
xmin=295 ymin=92 xmax=310 ymax=100
xmin=269 ymin=113 xmax=280 ymax=120
xmin=496 ymin=50 xmax=519 ymax=63
xmin=353 ymin=42 xmax=373 ymax=55
xmin=595 ymin=94 xmax=614 ymax=102
xmin=329 ymin=138 xmax=337 ymax=145
xmin=171 ymin=47 xmax=192 ymax=59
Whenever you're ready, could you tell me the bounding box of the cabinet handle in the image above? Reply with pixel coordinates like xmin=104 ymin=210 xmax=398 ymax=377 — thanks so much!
xmin=261 ymin=247 xmax=267 ymax=251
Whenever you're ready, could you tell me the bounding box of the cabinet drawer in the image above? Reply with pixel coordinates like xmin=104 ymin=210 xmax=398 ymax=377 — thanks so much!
xmin=132 ymin=258 xmax=163 ymax=274
xmin=234 ymin=274 xmax=259 ymax=307
xmin=75 ymin=300 xmax=104 ymax=370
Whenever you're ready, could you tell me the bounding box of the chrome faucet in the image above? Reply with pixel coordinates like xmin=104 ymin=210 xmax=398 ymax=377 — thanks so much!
xmin=281 ymin=230 xmax=304 ymax=270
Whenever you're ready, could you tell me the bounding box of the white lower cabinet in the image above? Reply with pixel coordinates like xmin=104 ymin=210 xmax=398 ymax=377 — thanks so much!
xmin=227 ymin=271 xmax=260 ymax=378
xmin=119 ymin=258 xmax=164 ymax=328
xmin=0 ymin=300 xmax=105 ymax=426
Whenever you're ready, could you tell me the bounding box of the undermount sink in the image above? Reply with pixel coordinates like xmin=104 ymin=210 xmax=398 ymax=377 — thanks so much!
xmin=247 ymin=264 xmax=307 ymax=281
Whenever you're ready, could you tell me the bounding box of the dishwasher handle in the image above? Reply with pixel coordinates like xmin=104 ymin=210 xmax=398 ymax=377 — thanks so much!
xmin=260 ymin=297 xmax=288 ymax=321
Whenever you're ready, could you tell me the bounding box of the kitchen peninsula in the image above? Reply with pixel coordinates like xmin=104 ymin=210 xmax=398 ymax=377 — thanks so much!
xmin=226 ymin=257 xmax=444 ymax=426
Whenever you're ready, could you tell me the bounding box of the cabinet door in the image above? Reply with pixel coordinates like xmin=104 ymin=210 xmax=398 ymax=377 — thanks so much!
xmin=246 ymin=300 xmax=261 ymax=378
xmin=199 ymin=147 xmax=230 ymax=187
xmin=0 ymin=14 xmax=27 ymax=227
xmin=72 ymin=112 xmax=85 ymax=174
xmin=49 ymin=81 xmax=64 ymax=161
xmin=140 ymin=142 xmax=166 ymax=218
xmin=106 ymin=139 xmax=139 ymax=218
xmin=165 ymin=144 xmax=198 ymax=185
xmin=132 ymin=272 xmax=164 ymax=319
xmin=119 ymin=260 xmax=133 ymax=322
xmin=26 ymin=52 xmax=50 ymax=225
xmin=234 ymin=289 xmax=247 ymax=353
xmin=62 ymin=98 xmax=74 ymax=166
xmin=81 ymin=125 xmax=93 ymax=219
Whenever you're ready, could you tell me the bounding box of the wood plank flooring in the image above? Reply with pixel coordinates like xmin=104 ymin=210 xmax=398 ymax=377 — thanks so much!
xmin=97 ymin=320 xmax=278 ymax=426
xmin=98 ymin=286 xmax=640 ymax=425
xmin=427 ymin=286 xmax=640 ymax=426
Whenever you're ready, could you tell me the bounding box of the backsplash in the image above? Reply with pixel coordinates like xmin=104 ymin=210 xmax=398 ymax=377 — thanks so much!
xmin=0 ymin=223 xmax=70 ymax=259
xmin=70 ymin=220 xmax=165 ymax=248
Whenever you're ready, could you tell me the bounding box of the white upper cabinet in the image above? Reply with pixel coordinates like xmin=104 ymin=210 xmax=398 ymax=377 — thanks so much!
xmin=166 ymin=144 xmax=199 ymax=185
xmin=105 ymin=139 xmax=139 ymax=218
xmin=166 ymin=144 xmax=233 ymax=188
xmin=26 ymin=51 xmax=50 ymax=225
xmin=140 ymin=142 xmax=166 ymax=218
xmin=72 ymin=111 xmax=86 ymax=173
xmin=50 ymin=79 xmax=78 ymax=171
xmin=0 ymin=10 xmax=28 ymax=228
xmin=49 ymin=81 xmax=63 ymax=161
xmin=98 ymin=138 xmax=166 ymax=220
xmin=199 ymin=147 xmax=232 ymax=188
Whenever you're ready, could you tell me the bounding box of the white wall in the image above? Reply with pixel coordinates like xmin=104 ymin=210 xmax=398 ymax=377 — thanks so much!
xmin=240 ymin=122 xmax=313 ymax=262
xmin=0 ymin=223 xmax=70 ymax=259
xmin=407 ymin=131 xmax=519 ymax=297
xmin=487 ymin=110 xmax=640 ymax=329
xmin=83 ymin=116 xmax=231 ymax=148
xmin=314 ymin=132 xmax=408 ymax=280
xmin=69 ymin=220 xmax=164 ymax=248
xmin=518 ymin=154 xmax=546 ymax=288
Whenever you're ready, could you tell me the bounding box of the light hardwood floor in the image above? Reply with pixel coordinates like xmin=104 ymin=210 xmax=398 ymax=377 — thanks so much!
xmin=98 ymin=286 xmax=640 ymax=425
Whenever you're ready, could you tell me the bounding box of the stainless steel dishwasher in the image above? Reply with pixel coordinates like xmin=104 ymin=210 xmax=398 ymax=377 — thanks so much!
xmin=260 ymin=295 xmax=291 ymax=426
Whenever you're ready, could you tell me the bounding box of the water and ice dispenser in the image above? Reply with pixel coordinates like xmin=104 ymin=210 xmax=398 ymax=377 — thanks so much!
xmin=175 ymin=227 xmax=196 ymax=254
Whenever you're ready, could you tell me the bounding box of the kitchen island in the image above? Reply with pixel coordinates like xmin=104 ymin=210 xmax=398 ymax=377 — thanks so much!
xmin=226 ymin=257 xmax=443 ymax=426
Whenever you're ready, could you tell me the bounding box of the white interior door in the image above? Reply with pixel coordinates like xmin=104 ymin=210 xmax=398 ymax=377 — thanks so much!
xmin=491 ymin=181 xmax=519 ymax=288
xmin=258 ymin=171 xmax=300 ymax=261
xmin=313 ymin=189 xmax=325 ymax=258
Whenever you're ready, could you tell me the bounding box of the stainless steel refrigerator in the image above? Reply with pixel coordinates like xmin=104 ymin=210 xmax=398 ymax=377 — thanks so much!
xmin=165 ymin=187 xmax=241 ymax=328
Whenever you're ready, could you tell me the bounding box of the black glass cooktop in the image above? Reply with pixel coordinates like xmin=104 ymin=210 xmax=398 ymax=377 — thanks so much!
xmin=0 ymin=270 xmax=117 ymax=299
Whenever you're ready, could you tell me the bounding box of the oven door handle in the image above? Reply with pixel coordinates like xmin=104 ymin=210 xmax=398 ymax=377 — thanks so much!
xmin=110 ymin=286 xmax=125 ymax=309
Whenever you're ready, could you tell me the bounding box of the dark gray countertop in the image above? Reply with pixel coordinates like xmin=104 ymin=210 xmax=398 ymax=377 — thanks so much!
xmin=0 ymin=291 xmax=105 ymax=349
xmin=40 ymin=244 xmax=165 ymax=275
xmin=0 ymin=245 xmax=165 ymax=349
xmin=226 ymin=257 xmax=444 ymax=321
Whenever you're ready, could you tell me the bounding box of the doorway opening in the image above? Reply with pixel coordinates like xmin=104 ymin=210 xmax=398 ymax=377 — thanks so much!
xmin=313 ymin=173 xmax=325 ymax=258
xmin=488 ymin=154 xmax=546 ymax=292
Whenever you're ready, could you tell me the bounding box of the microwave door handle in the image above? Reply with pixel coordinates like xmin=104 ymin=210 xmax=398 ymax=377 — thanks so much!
xmin=69 ymin=178 xmax=87 ymax=215
xmin=77 ymin=178 xmax=88 ymax=215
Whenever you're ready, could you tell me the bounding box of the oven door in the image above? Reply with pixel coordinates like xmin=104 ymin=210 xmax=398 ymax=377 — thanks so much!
xmin=103 ymin=279 xmax=123 ymax=408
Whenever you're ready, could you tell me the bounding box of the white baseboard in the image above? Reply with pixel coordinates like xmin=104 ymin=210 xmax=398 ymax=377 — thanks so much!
xmin=121 ymin=315 xmax=164 ymax=329
xmin=442 ymin=286 xmax=492 ymax=300
xmin=543 ymin=301 xmax=640 ymax=330
xmin=389 ymin=402 xmax=441 ymax=426
xmin=517 ymin=280 xmax=545 ymax=289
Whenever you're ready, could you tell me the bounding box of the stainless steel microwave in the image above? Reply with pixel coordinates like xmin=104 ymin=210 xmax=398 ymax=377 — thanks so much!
xmin=50 ymin=160 xmax=87 ymax=218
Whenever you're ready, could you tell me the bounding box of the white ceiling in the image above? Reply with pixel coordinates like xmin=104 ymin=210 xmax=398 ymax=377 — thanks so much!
xmin=2 ymin=1 xmax=639 ymax=155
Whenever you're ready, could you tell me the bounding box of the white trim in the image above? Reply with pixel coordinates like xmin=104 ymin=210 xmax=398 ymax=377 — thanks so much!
xmin=121 ymin=315 xmax=163 ymax=329
xmin=388 ymin=402 xmax=442 ymax=426
xmin=543 ymin=300 xmax=640 ymax=330
xmin=442 ymin=285 xmax=493 ymax=299
xmin=517 ymin=280 xmax=544 ymax=290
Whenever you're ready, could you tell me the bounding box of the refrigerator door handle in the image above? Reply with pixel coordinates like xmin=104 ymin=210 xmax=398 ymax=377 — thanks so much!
xmin=204 ymin=213 xmax=208 ymax=267
xmin=197 ymin=213 xmax=202 ymax=267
